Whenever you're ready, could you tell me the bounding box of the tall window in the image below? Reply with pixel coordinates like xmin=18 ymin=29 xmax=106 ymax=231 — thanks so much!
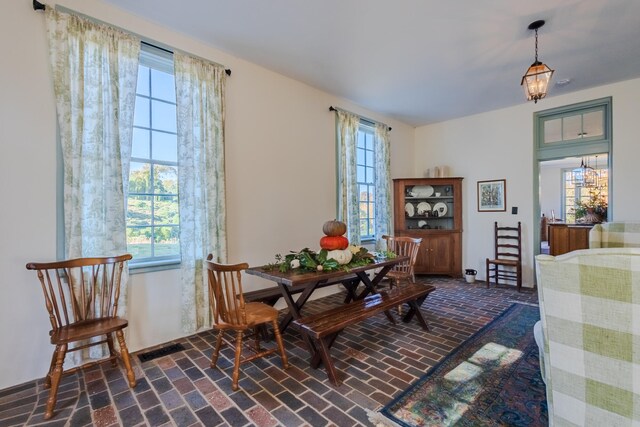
xmin=562 ymin=166 xmax=609 ymax=223
xmin=357 ymin=124 xmax=375 ymax=240
xmin=127 ymin=46 xmax=180 ymax=264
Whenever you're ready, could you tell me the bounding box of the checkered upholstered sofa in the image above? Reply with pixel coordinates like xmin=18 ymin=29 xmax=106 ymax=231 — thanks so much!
xmin=589 ymin=221 xmax=640 ymax=248
xmin=535 ymin=248 xmax=640 ymax=426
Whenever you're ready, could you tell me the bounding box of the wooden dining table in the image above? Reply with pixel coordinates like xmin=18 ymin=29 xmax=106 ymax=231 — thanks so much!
xmin=245 ymin=256 xmax=409 ymax=333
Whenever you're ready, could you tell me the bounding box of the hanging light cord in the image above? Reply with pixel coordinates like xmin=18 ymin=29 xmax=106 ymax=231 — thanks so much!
xmin=534 ymin=28 xmax=539 ymax=63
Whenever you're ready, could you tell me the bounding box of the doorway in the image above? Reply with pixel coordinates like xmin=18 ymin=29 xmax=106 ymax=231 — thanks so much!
xmin=538 ymin=154 xmax=609 ymax=255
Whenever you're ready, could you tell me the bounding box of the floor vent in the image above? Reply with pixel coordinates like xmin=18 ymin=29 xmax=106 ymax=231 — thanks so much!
xmin=137 ymin=343 xmax=185 ymax=363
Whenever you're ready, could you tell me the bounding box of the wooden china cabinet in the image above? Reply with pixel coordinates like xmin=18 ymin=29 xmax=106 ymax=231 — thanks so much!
xmin=392 ymin=177 xmax=463 ymax=277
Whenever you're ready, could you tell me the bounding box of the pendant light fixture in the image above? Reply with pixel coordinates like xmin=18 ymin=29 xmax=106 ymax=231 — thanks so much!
xmin=572 ymin=157 xmax=598 ymax=188
xmin=521 ymin=20 xmax=554 ymax=103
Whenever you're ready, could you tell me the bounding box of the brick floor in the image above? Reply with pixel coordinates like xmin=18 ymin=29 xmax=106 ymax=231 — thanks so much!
xmin=0 ymin=278 xmax=538 ymax=426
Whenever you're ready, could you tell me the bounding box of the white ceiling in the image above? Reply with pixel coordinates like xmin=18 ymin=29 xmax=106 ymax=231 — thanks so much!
xmin=103 ymin=0 xmax=640 ymax=127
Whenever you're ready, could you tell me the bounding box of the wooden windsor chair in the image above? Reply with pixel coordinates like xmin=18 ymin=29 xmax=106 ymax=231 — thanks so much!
xmin=206 ymin=260 xmax=289 ymax=391
xmin=382 ymin=235 xmax=423 ymax=314
xmin=25 ymin=254 xmax=136 ymax=420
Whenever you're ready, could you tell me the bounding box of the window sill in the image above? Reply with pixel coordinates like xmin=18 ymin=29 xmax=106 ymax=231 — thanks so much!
xmin=129 ymin=259 xmax=181 ymax=275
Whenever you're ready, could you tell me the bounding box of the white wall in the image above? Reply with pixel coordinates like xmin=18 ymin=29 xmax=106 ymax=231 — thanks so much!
xmin=539 ymin=164 xmax=562 ymax=221
xmin=414 ymin=77 xmax=640 ymax=286
xmin=0 ymin=0 xmax=415 ymax=390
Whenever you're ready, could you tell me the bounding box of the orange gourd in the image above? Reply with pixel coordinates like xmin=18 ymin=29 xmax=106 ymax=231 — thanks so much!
xmin=319 ymin=235 xmax=349 ymax=250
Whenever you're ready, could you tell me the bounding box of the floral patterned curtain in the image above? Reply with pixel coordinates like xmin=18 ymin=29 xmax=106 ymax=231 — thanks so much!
xmin=374 ymin=123 xmax=392 ymax=251
xmin=174 ymin=53 xmax=227 ymax=333
xmin=336 ymin=110 xmax=361 ymax=245
xmin=45 ymin=8 xmax=140 ymax=360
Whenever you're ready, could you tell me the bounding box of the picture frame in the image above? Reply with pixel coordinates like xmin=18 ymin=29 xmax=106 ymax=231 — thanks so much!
xmin=477 ymin=179 xmax=506 ymax=212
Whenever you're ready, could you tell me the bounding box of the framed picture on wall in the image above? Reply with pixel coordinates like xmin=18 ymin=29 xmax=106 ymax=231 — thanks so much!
xmin=477 ymin=179 xmax=506 ymax=212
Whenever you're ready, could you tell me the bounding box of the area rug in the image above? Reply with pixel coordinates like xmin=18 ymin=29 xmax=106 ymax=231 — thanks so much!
xmin=376 ymin=303 xmax=547 ymax=427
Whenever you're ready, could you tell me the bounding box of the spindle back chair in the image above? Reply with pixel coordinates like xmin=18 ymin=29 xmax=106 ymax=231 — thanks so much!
xmin=26 ymin=254 xmax=136 ymax=420
xmin=206 ymin=259 xmax=289 ymax=391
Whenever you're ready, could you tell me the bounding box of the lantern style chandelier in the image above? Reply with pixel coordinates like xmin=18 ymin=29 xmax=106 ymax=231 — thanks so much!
xmin=521 ymin=20 xmax=554 ymax=103
xmin=572 ymin=157 xmax=599 ymax=188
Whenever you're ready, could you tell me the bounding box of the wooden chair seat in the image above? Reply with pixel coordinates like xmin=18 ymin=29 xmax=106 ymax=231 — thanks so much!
xmin=50 ymin=317 xmax=129 ymax=344
xmin=206 ymin=259 xmax=289 ymax=391
xmin=486 ymin=258 xmax=519 ymax=267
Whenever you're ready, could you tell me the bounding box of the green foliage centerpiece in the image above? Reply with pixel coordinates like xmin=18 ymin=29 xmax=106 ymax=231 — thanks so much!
xmin=267 ymin=220 xmax=394 ymax=273
xmin=272 ymin=246 xmax=377 ymax=273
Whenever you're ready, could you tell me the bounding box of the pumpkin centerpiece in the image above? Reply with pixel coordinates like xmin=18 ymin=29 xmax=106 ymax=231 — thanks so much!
xmin=320 ymin=219 xmax=349 ymax=252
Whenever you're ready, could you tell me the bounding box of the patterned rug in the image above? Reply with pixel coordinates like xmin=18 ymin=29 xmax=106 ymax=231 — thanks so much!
xmin=376 ymin=303 xmax=548 ymax=427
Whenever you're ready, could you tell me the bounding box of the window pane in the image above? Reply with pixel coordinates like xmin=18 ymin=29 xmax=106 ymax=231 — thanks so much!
xmin=151 ymin=100 xmax=177 ymax=132
xmin=359 ymin=184 xmax=369 ymax=202
xmin=356 ymin=148 xmax=365 ymax=165
xmin=356 ymin=165 xmax=365 ymax=183
xmin=151 ymin=68 xmax=176 ymax=102
xmin=365 ymin=133 xmax=373 ymax=150
xmin=360 ymin=220 xmax=368 ymax=236
xmin=137 ymin=66 xmax=150 ymax=96
xmin=583 ymin=111 xmax=604 ymax=138
xmin=562 ymin=115 xmax=582 ymax=140
xmin=368 ymin=202 xmax=374 ymax=218
xmin=154 ymin=165 xmax=178 ymax=194
xmin=154 ymin=195 xmax=179 ymax=225
xmin=151 ymin=131 xmax=177 ymax=162
xmin=357 ymin=131 xmax=365 ymax=148
xmin=365 ymin=150 xmax=374 ymax=168
xmin=543 ymin=118 xmax=561 ymax=143
xmin=134 ymin=96 xmax=149 ymax=127
xmin=127 ymin=195 xmax=152 ymax=225
xmin=129 ymin=162 xmax=151 ymax=194
xmin=132 ymin=128 xmax=150 ymax=159
xmin=154 ymin=226 xmax=180 ymax=256
xmin=365 ymin=166 xmax=374 ymax=184
xmin=127 ymin=226 xmax=152 ymax=258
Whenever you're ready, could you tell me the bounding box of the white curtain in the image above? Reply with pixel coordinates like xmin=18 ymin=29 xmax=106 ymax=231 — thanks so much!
xmin=45 ymin=8 xmax=140 ymax=360
xmin=174 ymin=53 xmax=227 ymax=333
xmin=374 ymin=123 xmax=392 ymax=251
xmin=336 ymin=110 xmax=361 ymax=245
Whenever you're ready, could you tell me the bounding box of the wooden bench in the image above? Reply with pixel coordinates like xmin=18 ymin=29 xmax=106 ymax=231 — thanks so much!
xmin=292 ymin=283 xmax=436 ymax=386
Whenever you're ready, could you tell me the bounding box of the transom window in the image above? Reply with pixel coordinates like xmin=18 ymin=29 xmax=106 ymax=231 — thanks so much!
xmin=127 ymin=46 xmax=180 ymax=265
xmin=357 ymin=124 xmax=375 ymax=240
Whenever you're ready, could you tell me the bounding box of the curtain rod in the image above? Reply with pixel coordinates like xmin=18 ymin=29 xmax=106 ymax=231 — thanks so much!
xmin=329 ymin=106 xmax=391 ymax=131
xmin=33 ymin=1 xmax=231 ymax=76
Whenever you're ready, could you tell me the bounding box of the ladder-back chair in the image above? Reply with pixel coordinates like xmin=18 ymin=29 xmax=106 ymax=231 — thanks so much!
xmin=206 ymin=260 xmax=289 ymax=391
xmin=486 ymin=222 xmax=523 ymax=291
xmin=26 ymin=254 xmax=136 ymax=420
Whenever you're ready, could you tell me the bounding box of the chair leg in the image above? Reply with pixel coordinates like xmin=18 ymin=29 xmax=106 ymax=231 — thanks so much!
xmin=115 ymin=330 xmax=136 ymax=388
xmin=210 ymin=330 xmax=224 ymax=368
xmin=44 ymin=343 xmax=67 ymax=420
xmin=106 ymin=333 xmax=118 ymax=367
xmin=485 ymin=260 xmax=490 ymax=288
xmin=272 ymin=320 xmax=289 ymax=369
xmin=43 ymin=349 xmax=58 ymax=389
xmin=253 ymin=327 xmax=262 ymax=352
xmin=232 ymin=330 xmax=243 ymax=391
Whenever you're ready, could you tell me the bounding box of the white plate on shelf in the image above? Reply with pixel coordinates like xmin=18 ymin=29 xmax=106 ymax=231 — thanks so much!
xmin=433 ymin=202 xmax=448 ymax=217
xmin=416 ymin=202 xmax=431 ymax=215
xmin=405 ymin=203 xmax=415 ymax=217
xmin=410 ymin=185 xmax=434 ymax=197
xmin=418 ymin=220 xmax=427 ymax=228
